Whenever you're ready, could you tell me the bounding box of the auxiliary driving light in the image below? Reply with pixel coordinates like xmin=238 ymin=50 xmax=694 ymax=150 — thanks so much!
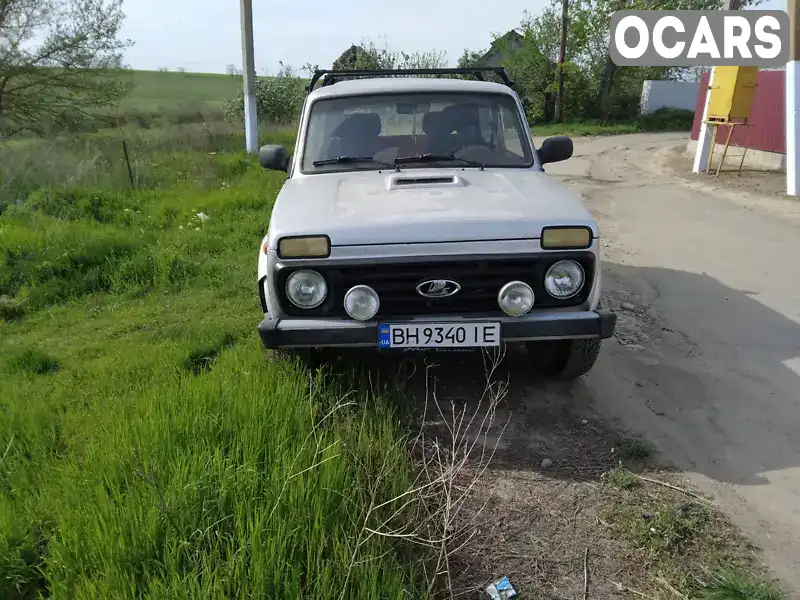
xmin=497 ymin=281 xmax=535 ymax=317
xmin=285 ymin=270 xmax=327 ymax=308
xmin=544 ymin=260 xmax=585 ymax=299
xmin=344 ymin=285 xmax=380 ymax=321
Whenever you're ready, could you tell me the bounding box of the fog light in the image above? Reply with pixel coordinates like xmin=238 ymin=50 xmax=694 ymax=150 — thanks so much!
xmin=497 ymin=281 xmax=534 ymax=317
xmin=344 ymin=285 xmax=380 ymax=321
xmin=544 ymin=260 xmax=585 ymax=299
xmin=286 ymin=270 xmax=327 ymax=308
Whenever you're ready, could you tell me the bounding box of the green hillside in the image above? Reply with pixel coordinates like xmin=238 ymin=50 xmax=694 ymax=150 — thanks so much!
xmin=112 ymin=69 xmax=310 ymax=129
xmin=120 ymin=70 xmax=244 ymax=112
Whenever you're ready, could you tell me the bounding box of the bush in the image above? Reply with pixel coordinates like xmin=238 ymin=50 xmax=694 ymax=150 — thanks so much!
xmin=224 ymin=75 xmax=305 ymax=125
xmin=634 ymin=108 xmax=695 ymax=132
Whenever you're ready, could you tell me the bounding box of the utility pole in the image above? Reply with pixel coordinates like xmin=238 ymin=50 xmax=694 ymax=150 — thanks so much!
xmin=239 ymin=0 xmax=258 ymax=154
xmin=788 ymin=0 xmax=799 ymax=195
xmin=555 ymin=0 xmax=569 ymax=122
xmin=692 ymin=0 xmax=740 ymax=173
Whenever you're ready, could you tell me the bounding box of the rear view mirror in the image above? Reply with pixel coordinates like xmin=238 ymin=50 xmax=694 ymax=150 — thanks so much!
xmin=259 ymin=144 xmax=290 ymax=172
xmin=397 ymin=102 xmax=430 ymax=115
xmin=538 ymin=136 xmax=573 ymax=165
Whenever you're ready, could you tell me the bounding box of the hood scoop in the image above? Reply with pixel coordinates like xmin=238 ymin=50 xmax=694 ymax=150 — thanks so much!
xmin=387 ymin=172 xmax=463 ymax=190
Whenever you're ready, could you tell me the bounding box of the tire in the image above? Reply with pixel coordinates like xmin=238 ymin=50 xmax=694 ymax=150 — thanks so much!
xmin=525 ymin=338 xmax=602 ymax=380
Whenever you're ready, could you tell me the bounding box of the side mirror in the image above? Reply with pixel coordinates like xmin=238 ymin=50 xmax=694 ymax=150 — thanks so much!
xmin=538 ymin=135 xmax=573 ymax=165
xmin=259 ymin=144 xmax=290 ymax=171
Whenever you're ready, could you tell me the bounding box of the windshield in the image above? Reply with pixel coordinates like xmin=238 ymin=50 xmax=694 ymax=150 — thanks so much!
xmin=300 ymin=91 xmax=534 ymax=173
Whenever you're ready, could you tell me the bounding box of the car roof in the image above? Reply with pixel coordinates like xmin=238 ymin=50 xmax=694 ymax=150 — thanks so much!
xmin=307 ymin=77 xmax=518 ymax=101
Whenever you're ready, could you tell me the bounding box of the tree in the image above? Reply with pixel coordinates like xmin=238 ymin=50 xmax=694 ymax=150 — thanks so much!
xmin=500 ymin=13 xmax=559 ymax=121
xmin=223 ymin=67 xmax=305 ymax=125
xmin=331 ymin=39 xmax=447 ymax=73
xmin=500 ymin=0 xmax=763 ymax=121
xmin=0 ymin=0 xmax=132 ymax=135
xmin=456 ymin=49 xmax=485 ymax=69
xmin=573 ymin=0 xmax=762 ymax=118
xmin=554 ymin=0 xmax=569 ymax=122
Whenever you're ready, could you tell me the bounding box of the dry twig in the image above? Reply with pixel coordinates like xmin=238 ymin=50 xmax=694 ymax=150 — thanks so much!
xmin=635 ymin=474 xmax=712 ymax=504
xmin=583 ymin=547 xmax=590 ymax=600
xmin=609 ymin=580 xmax=656 ymax=599
xmin=343 ymin=347 xmax=510 ymax=599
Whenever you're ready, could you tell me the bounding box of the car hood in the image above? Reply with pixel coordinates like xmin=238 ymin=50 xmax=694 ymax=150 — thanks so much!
xmin=268 ymin=168 xmax=597 ymax=247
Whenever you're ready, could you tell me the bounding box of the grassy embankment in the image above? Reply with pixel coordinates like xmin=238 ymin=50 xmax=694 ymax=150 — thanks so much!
xmin=0 ymin=123 xmax=432 ymax=599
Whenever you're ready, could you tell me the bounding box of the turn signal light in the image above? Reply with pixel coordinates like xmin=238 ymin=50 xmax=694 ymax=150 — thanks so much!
xmin=540 ymin=227 xmax=592 ymax=249
xmin=277 ymin=235 xmax=330 ymax=259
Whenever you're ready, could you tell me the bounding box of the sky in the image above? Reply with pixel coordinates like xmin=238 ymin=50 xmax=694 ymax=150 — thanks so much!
xmin=120 ymin=0 xmax=787 ymax=75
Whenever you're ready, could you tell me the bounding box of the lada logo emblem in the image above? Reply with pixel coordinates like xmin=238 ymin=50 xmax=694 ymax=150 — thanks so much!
xmin=416 ymin=279 xmax=461 ymax=298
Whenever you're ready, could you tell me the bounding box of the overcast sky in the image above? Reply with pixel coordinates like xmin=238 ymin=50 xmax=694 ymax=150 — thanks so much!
xmin=120 ymin=0 xmax=787 ymax=75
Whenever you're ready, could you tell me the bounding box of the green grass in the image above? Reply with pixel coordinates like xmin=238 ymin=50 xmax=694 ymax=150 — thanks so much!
xmin=615 ymin=437 xmax=653 ymax=462
xmin=604 ymin=466 xmax=640 ymax=490
xmin=699 ymin=569 xmax=787 ymax=600
xmin=601 ymin=470 xmax=788 ymax=600
xmin=0 ymin=125 xmax=430 ymax=599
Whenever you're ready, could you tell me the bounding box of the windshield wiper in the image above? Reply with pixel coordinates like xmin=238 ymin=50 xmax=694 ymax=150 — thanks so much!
xmin=393 ymin=153 xmax=485 ymax=170
xmin=312 ymin=156 xmax=396 ymax=169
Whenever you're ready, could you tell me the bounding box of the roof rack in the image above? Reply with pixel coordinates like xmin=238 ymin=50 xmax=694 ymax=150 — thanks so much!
xmin=307 ymin=67 xmax=515 ymax=93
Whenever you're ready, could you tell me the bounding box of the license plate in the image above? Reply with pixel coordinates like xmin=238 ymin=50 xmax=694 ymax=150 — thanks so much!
xmin=378 ymin=322 xmax=501 ymax=349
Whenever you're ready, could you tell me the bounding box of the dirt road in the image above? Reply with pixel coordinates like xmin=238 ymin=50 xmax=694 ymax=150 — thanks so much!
xmin=546 ymin=132 xmax=800 ymax=589
xmin=352 ymin=132 xmax=799 ymax=595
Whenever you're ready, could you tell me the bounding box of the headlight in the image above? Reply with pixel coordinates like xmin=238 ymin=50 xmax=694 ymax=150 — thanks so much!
xmin=541 ymin=226 xmax=592 ymax=249
xmin=344 ymin=285 xmax=380 ymax=321
xmin=278 ymin=235 xmax=330 ymax=259
xmin=497 ymin=281 xmax=535 ymax=317
xmin=285 ymin=270 xmax=327 ymax=308
xmin=544 ymin=260 xmax=585 ymax=299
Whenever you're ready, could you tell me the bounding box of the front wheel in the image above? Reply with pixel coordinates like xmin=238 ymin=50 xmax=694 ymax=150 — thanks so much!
xmin=525 ymin=338 xmax=602 ymax=380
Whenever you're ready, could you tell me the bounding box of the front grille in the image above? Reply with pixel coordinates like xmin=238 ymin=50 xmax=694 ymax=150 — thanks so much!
xmin=276 ymin=253 xmax=595 ymax=318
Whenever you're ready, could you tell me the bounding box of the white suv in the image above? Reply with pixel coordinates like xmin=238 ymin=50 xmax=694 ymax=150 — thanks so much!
xmin=256 ymin=68 xmax=616 ymax=379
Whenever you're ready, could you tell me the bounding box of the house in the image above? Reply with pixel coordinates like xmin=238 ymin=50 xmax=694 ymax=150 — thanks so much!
xmin=476 ymin=29 xmax=556 ymax=122
xmin=478 ymin=30 xmax=525 ymax=68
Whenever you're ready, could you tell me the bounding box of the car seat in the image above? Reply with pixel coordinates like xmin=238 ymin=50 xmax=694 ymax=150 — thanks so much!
xmin=421 ymin=110 xmax=453 ymax=154
xmin=440 ymin=104 xmax=484 ymax=150
xmin=324 ymin=113 xmax=382 ymax=159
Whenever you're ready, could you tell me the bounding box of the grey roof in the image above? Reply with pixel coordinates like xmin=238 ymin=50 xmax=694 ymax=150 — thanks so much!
xmin=307 ymin=77 xmax=516 ymax=100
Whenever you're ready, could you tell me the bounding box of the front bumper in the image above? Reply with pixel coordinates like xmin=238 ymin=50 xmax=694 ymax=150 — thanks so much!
xmin=257 ymin=309 xmax=617 ymax=349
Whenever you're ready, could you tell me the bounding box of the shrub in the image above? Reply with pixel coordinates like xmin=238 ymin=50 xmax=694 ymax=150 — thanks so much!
xmin=223 ymin=75 xmax=305 ymax=125
xmin=634 ymin=108 xmax=695 ymax=132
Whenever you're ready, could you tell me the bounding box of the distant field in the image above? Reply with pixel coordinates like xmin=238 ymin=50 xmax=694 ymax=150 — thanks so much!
xmin=120 ymin=70 xmax=244 ymax=113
